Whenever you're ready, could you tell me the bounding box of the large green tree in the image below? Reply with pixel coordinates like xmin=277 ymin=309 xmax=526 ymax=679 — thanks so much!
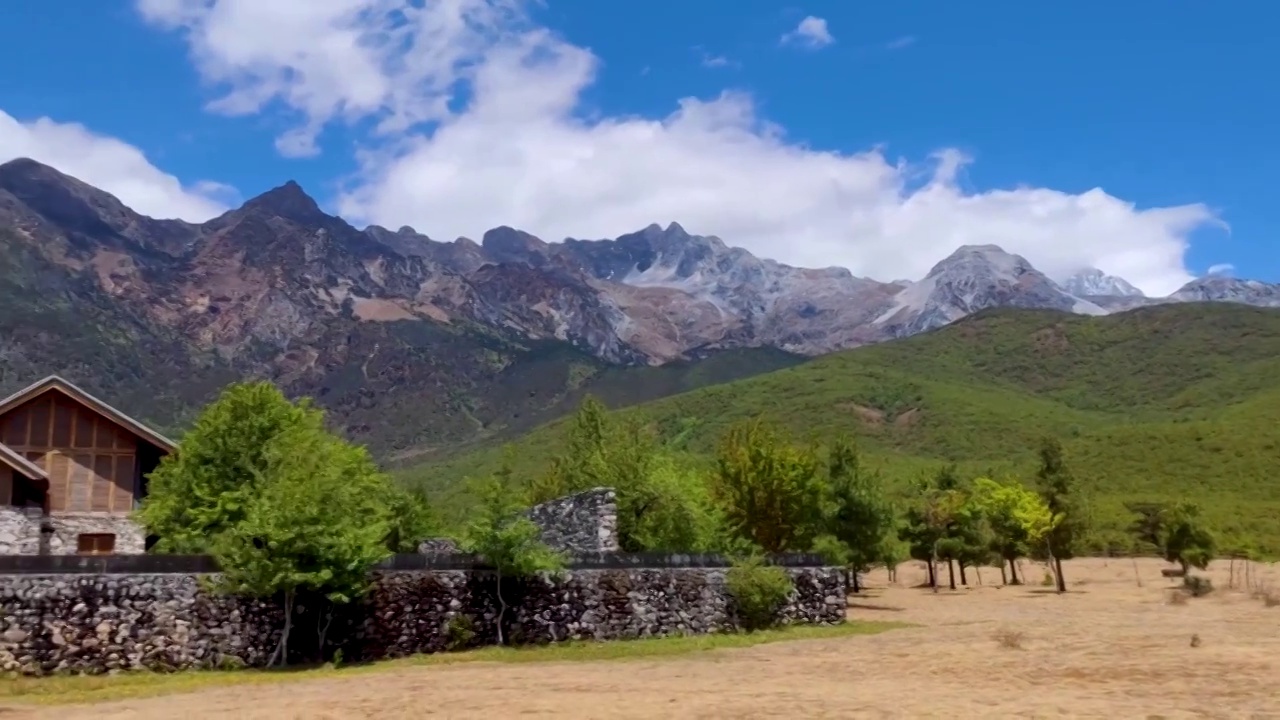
xmin=381 ymin=486 xmax=438 ymax=554
xmin=900 ymin=466 xmax=972 ymax=590
xmin=531 ymin=396 xmax=717 ymax=552
xmin=137 ymin=381 xmax=318 ymax=553
xmin=463 ymin=476 xmax=565 ymax=646
xmin=1035 ymin=437 xmax=1085 ymax=593
xmin=212 ymin=415 xmax=394 ymax=666
xmin=822 ymin=437 xmax=896 ymax=591
xmin=711 ymin=417 xmax=826 ymax=554
xmin=1126 ymin=501 xmax=1216 ymax=573
xmin=970 ymin=477 xmax=1058 ymax=585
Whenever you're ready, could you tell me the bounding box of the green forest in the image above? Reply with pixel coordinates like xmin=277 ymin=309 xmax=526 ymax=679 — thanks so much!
xmin=403 ymin=303 xmax=1280 ymax=556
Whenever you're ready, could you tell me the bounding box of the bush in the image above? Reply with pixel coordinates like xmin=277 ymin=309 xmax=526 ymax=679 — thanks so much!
xmin=725 ymin=556 xmax=794 ymax=632
xmin=1183 ymin=575 xmax=1214 ymax=597
xmin=444 ymin=614 xmax=476 ymax=651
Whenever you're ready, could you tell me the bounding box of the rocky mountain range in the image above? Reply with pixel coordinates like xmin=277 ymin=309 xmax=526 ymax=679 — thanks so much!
xmin=2 ymin=157 xmax=1277 ymax=456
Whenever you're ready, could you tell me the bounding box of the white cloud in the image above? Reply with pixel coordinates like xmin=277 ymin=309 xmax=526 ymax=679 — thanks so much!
xmin=0 ymin=110 xmax=232 ymax=221
xmin=782 ymin=16 xmax=835 ymax=49
xmin=1207 ymin=263 xmax=1235 ymax=276
xmin=138 ymin=0 xmax=1220 ymax=296
xmin=885 ymin=35 xmax=916 ymax=50
xmin=701 ymin=54 xmax=732 ymax=69
xmin=136 ymin=0 xmax=531 ymax=158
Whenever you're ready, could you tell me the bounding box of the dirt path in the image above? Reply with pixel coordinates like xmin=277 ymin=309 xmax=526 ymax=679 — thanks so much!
xmin=5 ymin=558 xmax=1278 ymax=719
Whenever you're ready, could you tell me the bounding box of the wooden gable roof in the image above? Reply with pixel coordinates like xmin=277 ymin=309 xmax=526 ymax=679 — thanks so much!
xmin=0 ymin=376 xmax=177 ymax=454
xmin=0 ymin=441 xmax=48 ymax=481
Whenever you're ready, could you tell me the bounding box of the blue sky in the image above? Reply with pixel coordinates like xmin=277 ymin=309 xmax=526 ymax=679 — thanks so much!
xmin=0 ymin=1 xmax=1274 ymax=293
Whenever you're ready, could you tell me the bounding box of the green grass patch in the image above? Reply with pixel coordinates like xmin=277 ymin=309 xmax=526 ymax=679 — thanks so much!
xmin=0 ymin=620 xmax=902 ymax=707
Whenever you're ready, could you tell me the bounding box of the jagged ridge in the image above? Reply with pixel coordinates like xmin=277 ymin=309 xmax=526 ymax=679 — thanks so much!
xmin=2 ymin=157 xmax=1278 ymax=456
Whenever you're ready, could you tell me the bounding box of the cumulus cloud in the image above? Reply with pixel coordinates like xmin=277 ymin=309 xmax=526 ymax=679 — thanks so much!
xmin=137 ymin=0 xmax=1220 ymax=296
xmin=0 ymin=110 xmax=232 ymax=220
xmin=782 ymin=16 xmax=835 ymax=49
xmin=1207 ymin=263 xmax=1235 ymax=276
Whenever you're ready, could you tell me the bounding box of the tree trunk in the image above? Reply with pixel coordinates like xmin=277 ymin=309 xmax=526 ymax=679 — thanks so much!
xmin=946 ymin=558 xmax=956 ymax=590
xmin=958 ymin=562 xmax=969 ymax=586
xmin=975 ymin=566 xmax=983 ymax=586
xmin=269 ymin=590 xmax=295 ymax=667
xmin=1008 ymin=558 xmax=1020 ymax=585
xmin=999 ymin=562 xmax=1007 ymax=586
xmin=495 ymin=569 xmax=507 ymax=646
xmin=1054 ymin=555 xmax=1066 ymax=593
xmin=316 ymin=603 xmax=334 ymax=663
xmin=851 ymin=568 xmax=861 ymax=593
xmin=930 ymin=543 xmax=940 ymax=593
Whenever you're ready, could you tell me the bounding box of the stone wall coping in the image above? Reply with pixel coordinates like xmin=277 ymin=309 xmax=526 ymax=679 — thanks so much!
xmin=0 ymin=551 xmax=832 ymax=575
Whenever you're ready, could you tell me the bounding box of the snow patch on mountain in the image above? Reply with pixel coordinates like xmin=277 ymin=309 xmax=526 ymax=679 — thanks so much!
xmin=1062 ymin=268 xmax=1145 ymax=298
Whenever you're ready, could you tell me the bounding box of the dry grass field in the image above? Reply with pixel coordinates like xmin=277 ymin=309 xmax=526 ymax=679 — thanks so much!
xmin=3 ymin=557 xmax=1278 ymax=719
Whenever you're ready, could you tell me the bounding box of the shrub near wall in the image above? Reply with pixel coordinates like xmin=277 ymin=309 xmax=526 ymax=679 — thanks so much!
xmin=0 ymin=556 xmax=845 ymax=676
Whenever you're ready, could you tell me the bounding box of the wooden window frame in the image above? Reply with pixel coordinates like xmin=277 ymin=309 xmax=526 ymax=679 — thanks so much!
xmin=76 ymin=533 xmax=116 ymax=555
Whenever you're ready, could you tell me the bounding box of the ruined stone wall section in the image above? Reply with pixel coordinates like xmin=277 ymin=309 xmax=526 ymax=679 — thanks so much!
xmin=524 ymin=487 xmax=619 ymax=555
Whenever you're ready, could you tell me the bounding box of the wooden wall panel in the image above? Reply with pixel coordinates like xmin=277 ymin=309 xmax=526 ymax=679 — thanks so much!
xmin=112 ymin=455 xmax=135 ymax=512
xmin=93 ymin=455 xmax=115 ymax=512
xmin=92 ymin=418 xmax=128 ymax=451
xmin=72 ymin=411 xmax=94 ymax=449
xmin=0 ymin=407 xmax=29 ymax=446
xmin=51 ymin=397 xmax=73 ymax=447
xmin=50 ymin=453 xmax=80 ymax=512
xmin=27 ymin=398 xmax=51 ymax=448
xmin=91 ymin=460 xmax=113 ymax=512
xmin=0 ymin=466 xmax=11 ymax=506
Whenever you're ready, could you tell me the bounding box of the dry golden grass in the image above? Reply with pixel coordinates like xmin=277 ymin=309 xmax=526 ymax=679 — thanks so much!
xmin=3 ymin=557 xmax=1278 ymax=719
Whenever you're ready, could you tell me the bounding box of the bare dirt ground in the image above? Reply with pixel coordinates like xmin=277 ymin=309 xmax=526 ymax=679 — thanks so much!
xmin=6 ymin=558 xmax=1279 ymax=719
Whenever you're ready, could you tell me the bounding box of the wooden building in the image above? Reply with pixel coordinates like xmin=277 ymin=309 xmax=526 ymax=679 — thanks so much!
xmin=0 ymin=376 xmax=175 ymax=555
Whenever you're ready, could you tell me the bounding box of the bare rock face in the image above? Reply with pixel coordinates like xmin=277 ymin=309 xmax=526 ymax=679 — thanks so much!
xmin=872 ymin=245 xmax=1108 ymax=337
xmin=1169 ymin=277 xmax=1280 ymax=307
xmin=4 ymin=157 xmax=1280 ymax=457
xmin=1062 ymin=267 xmax=1145 ymax=298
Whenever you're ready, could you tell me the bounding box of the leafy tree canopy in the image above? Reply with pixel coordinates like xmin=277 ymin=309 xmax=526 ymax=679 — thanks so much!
xmin=137 ymin=381 xmax=318 ymax=553
xmin=712 ymin=417 xmax=826 ymax=554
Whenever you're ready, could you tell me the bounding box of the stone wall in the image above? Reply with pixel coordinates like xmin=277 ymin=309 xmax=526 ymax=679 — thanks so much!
xmin=0 ymin=509 xmax=144 ymax=556
xmin=524 ymin=487 xmax=619 ymax=555
xmin=0 ymin=508 xmax=42 ymax=555
xmin=0 ymin=565 xmax=844 ymax=676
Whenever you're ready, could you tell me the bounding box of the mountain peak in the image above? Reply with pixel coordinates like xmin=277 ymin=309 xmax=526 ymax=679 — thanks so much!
xmin=0 ymin=157 xmax=149 ymax=233
xmin=481 ymin=226 xmax=550 ymax=265
xmin=1062 ymin=267 xmax=1145 ymax=298
xmin=0 ymin=157 xmax=58 ymax=177
xmin=927 ymin=243 xmax=1031 ymax=279
xmin=0 ymin=157 xmax=100 ymax=198
xmin=240 ymin=180 xmax=325 ymax=224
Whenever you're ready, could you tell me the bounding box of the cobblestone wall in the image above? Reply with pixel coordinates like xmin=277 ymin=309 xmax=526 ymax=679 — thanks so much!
xmin=0 ymin=565 xmax=845 ymax=676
